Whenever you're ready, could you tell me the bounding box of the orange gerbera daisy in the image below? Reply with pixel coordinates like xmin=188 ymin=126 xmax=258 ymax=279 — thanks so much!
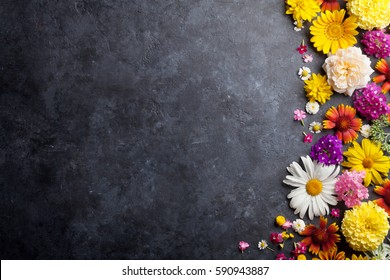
xmin=312 ymin=247 xmax=345 ymax=260
xmin=373 ymin=179 xmax=390 ymax=215
xmin=323 ymin=104 xmax=362 ymax=144
xmin=317 ymin=0 xmax=340 ymax=11
xmin=300 ymin=216 xmax=340 ymax=255
xmin=373 ymin=59 xmax=390 ymax=94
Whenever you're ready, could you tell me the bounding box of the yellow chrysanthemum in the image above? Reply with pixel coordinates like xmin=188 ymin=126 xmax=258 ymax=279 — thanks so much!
xmin=341 ymin=201 xmax=389 ymax=252
xmin=310 ymin=9 xmax=358 ymax=54
xmin=342 ymin=139 xmax=390 ymax=186
xmin=346 ymin=0 xmax=390 ymax=30
xmin=286 ymin=0 xmax=321 ymax=24
xmin=346 ymin=254 xmax=369 ymax=260
xmin=304 ymin=73 xmax=333 ymax=104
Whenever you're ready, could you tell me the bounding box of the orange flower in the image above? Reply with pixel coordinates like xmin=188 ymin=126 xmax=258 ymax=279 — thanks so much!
xmin=373 ymin=179 xmax=390 ymax=215
xmin=373 ymin=59 xmax=390 ymax=94
xmin=300 ymin=216 xmax=340 ymax=255
xmin=316 ymin=0 xmax=340 ymax=11
xmin=312 ymin=247 xmax=345 ymax=260
xmin=323 ymin=104 xmax=362 ymax=144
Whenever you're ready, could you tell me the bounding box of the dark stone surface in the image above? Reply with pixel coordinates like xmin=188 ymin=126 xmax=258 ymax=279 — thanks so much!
xmin=1 ymin=0 xmax=387 ymax=260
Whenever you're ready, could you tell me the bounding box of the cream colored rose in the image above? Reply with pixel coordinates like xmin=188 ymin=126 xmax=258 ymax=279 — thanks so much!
xmin=322 ymin=47 xmax=373 ymax=96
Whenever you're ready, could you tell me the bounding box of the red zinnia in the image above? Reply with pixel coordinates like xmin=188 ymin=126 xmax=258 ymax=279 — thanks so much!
xmin=323 ymin=104 xmax=362 ymax=144
xmin=374 ymin=179 xmax=390 ymax=215
xmin=300 ymin=216 xmax=340 ymax=255
xmin=317 ymin=0 xmax=340 ymax=12
xmin=373 ymin=59 xmax=390 ymax=94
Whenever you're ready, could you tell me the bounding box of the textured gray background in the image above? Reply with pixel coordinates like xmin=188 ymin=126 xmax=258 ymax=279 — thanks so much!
xmin=0 ymin=0 xmax=376 ymax=259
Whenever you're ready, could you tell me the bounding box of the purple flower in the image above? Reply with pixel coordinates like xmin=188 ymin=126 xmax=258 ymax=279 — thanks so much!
xmin=361 ymin=30 xmax=390 ymax=59
xmin=310 ymin=135 xmax=343 ymax=166
xmin=353 ymin=83 xmax=390 ymax=120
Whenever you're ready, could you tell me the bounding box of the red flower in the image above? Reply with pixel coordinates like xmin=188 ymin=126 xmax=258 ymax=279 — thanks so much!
xmin=300 ymin=216 xmax=340 ymax=255
xmin=323 ymin=104 xmax=362 ymax=144
xmin=297 ymin=45 xmax=308 ymax=54
xmin=373 ymin=59 xmax=390 ymax=93
xmin=374 ymin=179 xmax=390 ymax=215
xmin=317 ymin=0 xmax=340 ymax=12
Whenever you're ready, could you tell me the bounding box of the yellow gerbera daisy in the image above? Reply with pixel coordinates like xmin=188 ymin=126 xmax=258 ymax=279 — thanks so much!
xmin=342 ymin=139 xmax=390 ymax=186
xmin=304 ymin=73 xmax=333 ymax=104
xmin=286 ymin=0 xmax=320 ymax=24
xmin=310 ymin=9 xmax=358 ymax=54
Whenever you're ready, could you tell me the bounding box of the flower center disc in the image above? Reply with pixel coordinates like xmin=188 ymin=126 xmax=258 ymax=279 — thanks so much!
xmin=326 ymin=22 xmax=344 ymax=40
xmin=313 ymin=124 xmax=321 ymax=132
xmin=383 ymin=188 xmax=390 ymax=206
xmin=337 ymin=117 xmax=350 ymax=131
xmin=363 ymin=157 xmax=374 ymax=169
xmin=313 ymin=229 xmax=328 ymax=243
xmin=306 ymin=179 xmax=323 ymax=196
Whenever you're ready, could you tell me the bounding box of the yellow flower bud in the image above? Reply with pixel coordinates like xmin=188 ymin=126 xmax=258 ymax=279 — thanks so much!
xmin=289 ymin=233 xmax=294 ymax=238
xmin=297 ymin=254 xmax=306 ymax=260
xmin=275 ymin=216 xmax=286 ymax=227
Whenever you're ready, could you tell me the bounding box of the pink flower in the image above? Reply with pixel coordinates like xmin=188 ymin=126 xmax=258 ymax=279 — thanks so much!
xmin=276 ymin=253 xmax=287 ymax=260
xmin=330 ymin=208 xmax=340 ymax=218
xmin=282 ymin=220 xmax=293 ymax=229
xmin=302 ymin=54 xmax=313 ymax=63
xmin=270 ymin=232 xmax=283 ymax=244
xmin=292 ymin=242 xmax=307 ymax=256
xmin=238 ymin=241 xmax=250 ymax=252
xmin=294 ymin=109 xmax=306 ymax=126
xmin=303 ymin=133 xmax=313 ymax=143
xmin=296 ymin=40 xmax=307 ymax=54
xmin=335 ymin=170 xmax=369 ymax=208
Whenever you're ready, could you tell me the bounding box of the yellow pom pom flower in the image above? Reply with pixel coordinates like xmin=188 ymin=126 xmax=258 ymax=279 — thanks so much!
xmin=310 ymin=9 xmax=358 ymax=54
xmin=346 ymin=0 xmax=390 ymax=30
xmin=275 ymin=216 xmax=286 ymax=227
xmin=304 ymin=73 xmax=333 ymax=104
xmin=341 ymin=201 xmax=390 ymax=252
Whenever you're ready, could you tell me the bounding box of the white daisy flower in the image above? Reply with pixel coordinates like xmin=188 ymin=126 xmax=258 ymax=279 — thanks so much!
xmin=294 ymin=21 xmax=304 ymax=32
xmin=292 ymin=219 xmax=306 ymax=233
xmin=360 ymin=124 xmax=371 ymax=138
xmin=298 ymin=66 xmax=311 ymax=80
xmin=309 ymin=121 xmax=323 ymax=134
xmin=305 ymin=101 xmax=319 ymax=115
xmin=258 ymin=240 xmax=268 ymax=250
xmin=283 ymin=155 xmax=340 ymax=220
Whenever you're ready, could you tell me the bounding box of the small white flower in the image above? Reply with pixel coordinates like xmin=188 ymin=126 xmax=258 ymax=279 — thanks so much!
xmin=306 ymin=101 xmax=320 ymax=115
xmin=309 ymin=121 xmax=323 ymax=134
xmin=298 ymin=66 xmax=311 ymax=81
xmin=292 ymin=219 xmax=306 ymax=233
xmin=360 ymin=124 xmax=371 ymax=138
xmin=258 ymin=240 xmax=268 ymax=250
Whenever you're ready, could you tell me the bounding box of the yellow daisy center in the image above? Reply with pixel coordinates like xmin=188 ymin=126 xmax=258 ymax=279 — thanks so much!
xmin=313 ymin=124 xmax=321 ymax=132
xmin=325 ymin=22 xmax=344 ymax=40
xmin=363 ymin=157 xmax=374 ymax=169
xmin=302 ymin=69 xmax=309 ymax=77
xmin=306 ymin=179 xmax=323 ymax=196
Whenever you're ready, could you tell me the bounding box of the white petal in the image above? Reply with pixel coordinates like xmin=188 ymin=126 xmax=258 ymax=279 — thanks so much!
xmin=287 ymin=187 xmax=307 ymax=198
xmin=283 ymin=176 xmax=306 ymax=188
xmin=287 ymin=161 xmax=309 ymax=181
xmin=301 ymin=156 xmax=314 ymax=179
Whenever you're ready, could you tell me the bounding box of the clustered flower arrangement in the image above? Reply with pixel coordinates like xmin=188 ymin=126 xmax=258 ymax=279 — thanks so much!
xmin=239 ymin=0 xmax=390 ymax=260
